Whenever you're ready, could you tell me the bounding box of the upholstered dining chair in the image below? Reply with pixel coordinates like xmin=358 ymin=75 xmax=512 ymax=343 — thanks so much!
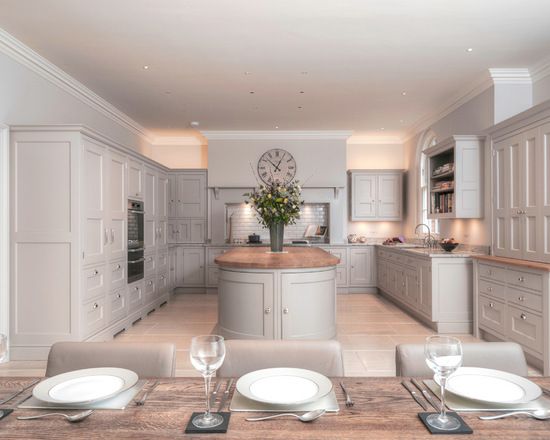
xmin=395 ymin=341 xmax=528 ymax=377
xmin=45 ymin=341 xmax=177 ymax=378
xmin=217 ymin=339 xmax=344 ymax=377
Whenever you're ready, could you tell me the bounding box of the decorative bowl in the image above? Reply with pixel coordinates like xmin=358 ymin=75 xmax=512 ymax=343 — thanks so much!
xmin=439 ymin=242 xmax=459 ymax=252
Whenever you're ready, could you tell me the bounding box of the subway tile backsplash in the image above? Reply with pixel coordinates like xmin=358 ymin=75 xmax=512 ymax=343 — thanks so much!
xmin=226 ymin=203 xmax=329 ymax=242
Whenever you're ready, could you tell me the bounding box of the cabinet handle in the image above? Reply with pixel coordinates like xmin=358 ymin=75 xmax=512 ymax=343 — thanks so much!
xmin=93 ymin=302 xmax=99 ymax=309
xmin=93 ymin=269 xmax=99 ymax=276
xmin=148 ymin=281 xmax=153 ymax=286
xmin=283 ymin=307 xmax=289 ymax=314
xmin=517 ymin=210 xmax=522 ymax=215
xmin=489 ymin=302 xmax=495 ymax=308
xmin=161 ymin=275 xmax=165 ymax=280
xmin=117 ymin=293 xmax=122 ymax=299
xmin=518 ymin=296 xmax=525 ymax=302
xmin=518 ymin=276 xmax=524 ymax=282
xmin=487 ymin=287 xmax=492 ymax=292
xmin=136 ymin=192 xmax=139 ymax=197
xmin=264 ymin=307 xmax=271 ymax=315
xmin=134 ymin=286 xmax=139 ymax=291
xmin=110 ymin=229 xmax=115 ymax=243
xmin=520 ymin=313 xmax=527 ymax=320
xmin=115 ymin=264 xmax=121 ymax=270
xmin=488 ymin=269 xmax=493 ymax=276
xmin=104 ymin=229 xmax=109 ymax=245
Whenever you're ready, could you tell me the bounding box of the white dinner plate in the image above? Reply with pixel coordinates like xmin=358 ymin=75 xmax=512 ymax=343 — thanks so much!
xmin=236 ymin=368 xmax=333 ymax=405
xmin=435 ymin=367 xmax=542 ymax=404
xmin=33 ymin=367 xmax=139 ymax=404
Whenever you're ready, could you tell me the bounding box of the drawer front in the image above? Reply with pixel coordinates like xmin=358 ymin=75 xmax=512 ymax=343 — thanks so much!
xmin=108 ymin=289 xmax=127 ymax=324
xmin=109 ymin=260 xmax=126 ymax=290
xmin=478 ymin=279 xmax=505 ymax=300
xmin=478 ymin=295 xmax=506 ymax=336
xmin=478 ymin=263 xmax=507 ymax=282
xmin=82 ymin=265 xmax=106 ymax=302
xmin=326 ymin=247 xmax=347 ymax=267
xmin=507 ymin=287 xmax=542 ymax=312
xmin=157 ymin=251 xmax=168 ymax=272
xmin=207 ymin=267 xmax=220 ymax=286
xmin=336 ymin=266 xmax=348 ymax=286
xmin=507 ymin=305 xmax=543 ymax=354
xmin=207 ymin=247 xmax=228 ymax=266
xmin=144 ymin=254 xmax=156 ymax=276
xmin=128 ymin=283 xmax=143 ymax=312
xmin=82 ymin=298 xmax=106 ymax=338
xmin=144 ymin=277 xmax=156 ymax=303
xmin=507 ymin=269 xmax=543 ymax=292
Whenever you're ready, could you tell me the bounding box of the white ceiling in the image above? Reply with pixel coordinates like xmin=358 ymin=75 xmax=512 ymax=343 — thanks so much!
xmin=1 ymin=0 xmax=550 ymax=138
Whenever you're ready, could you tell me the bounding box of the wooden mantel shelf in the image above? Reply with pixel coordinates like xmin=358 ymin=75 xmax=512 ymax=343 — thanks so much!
xmin=472 ymin=254 xmax=550 ymax=271
xmin=215 ymin=246 xmax=340 ymax=269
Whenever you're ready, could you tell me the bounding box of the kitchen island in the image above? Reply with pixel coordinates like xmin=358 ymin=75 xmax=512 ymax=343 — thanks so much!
xmin=215 ymin=247 xmax=339 ymax=340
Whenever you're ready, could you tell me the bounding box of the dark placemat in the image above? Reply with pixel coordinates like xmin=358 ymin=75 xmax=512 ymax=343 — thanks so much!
xmin=418 ymin=412 xmax=473 ymax=435
xmin=184 ymin=412 xmax=231 ymax=434
xmin=0 ymin=409 xmax=13 ymax=421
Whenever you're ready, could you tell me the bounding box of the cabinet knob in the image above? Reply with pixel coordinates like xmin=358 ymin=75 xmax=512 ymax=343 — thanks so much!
xmin=135 ymin=286 xmax=139 ymax=291
xmin=93 ymin=303 xmax=99 ymax=309
xmin=136 ymin=193 xmax=139 ymax=196
xmin=487 ymin=287 xmax=492 ymax=292
xmin=117 ymin=293 xmax=122 ymax=299
xmin=93 ymin=270 xmax=99 ymax=276
xmin=488 ymin=270 xmax=493 ymax=276
xmin=489 ymin=302 xmax=494 ymax=308
xmin=518 ymin=276 xmax=524 ymax=282
xmin=148 ymin=281 xmax=153 ymax=286
xmin=518 ymin=296 xmax=525 ymax=302
xmin=520 ymin=313 xmax=527 ymax=320
xmin=283 ymin=307 xmax=289 ymax=314
xmin=264 ymin=307 xmax=271 ymax=315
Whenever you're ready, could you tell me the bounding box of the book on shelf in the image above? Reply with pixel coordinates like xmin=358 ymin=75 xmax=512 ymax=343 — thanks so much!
xmin=431 ymin=192 xmax=454 ymax=214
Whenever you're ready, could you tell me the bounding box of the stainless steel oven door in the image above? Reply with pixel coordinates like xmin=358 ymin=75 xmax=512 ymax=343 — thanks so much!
xmin=128 ymin=255 xmax=145 ymax=283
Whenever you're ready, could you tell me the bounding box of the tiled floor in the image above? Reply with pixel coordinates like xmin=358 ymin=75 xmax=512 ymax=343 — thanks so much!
xmin=0 ymin=292 xmax=490 ymax=377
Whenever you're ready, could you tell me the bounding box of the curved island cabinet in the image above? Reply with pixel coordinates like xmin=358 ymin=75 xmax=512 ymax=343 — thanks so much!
xmin=215 ymin=247 xmax=340 ymax=340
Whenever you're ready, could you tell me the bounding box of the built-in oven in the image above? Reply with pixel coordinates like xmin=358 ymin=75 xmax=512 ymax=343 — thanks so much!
xmin=128 ymin=199 xmax=144 ymax=283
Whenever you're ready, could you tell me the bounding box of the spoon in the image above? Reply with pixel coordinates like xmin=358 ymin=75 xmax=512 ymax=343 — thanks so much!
xmin=17 ymin=409 xmax=94 ymax=422
xmin=246 ymin=409 xmax=326 ymax=422
xmin=479 ymin=409 xmax=550 ymax=420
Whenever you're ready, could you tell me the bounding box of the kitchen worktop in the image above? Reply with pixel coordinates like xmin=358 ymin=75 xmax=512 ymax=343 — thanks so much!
xmin=214 ymin=246 xmax=340 ymax=269
xmin=376 ymin=244 xmax=484 ymax=258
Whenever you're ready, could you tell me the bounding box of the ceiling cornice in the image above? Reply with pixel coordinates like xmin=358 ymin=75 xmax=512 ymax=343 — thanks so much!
xmin=152 ymin=136 xmax=205 ymax=146
xmin=0 ymin=27 xmax=154 ymax=143
xmin=201 ymin=130 xmax=353 ymax=140
xmin=489 ymin=68 xmax=532 ymax=84
xmin=530 ymin=56 xmax=550 ymax=83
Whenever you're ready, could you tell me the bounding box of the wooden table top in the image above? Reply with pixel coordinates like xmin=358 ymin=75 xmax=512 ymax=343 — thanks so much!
xmin=472 ymin=254 xmax=550 ymax=271
xmin=215 ymin=246 xmax=340 ymax=269
xmin=1 ymin=377 xmax=549 ymax=439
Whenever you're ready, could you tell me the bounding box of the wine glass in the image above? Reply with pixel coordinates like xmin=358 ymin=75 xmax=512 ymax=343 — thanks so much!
xmin=0 ymin=334 xmax=7 ymax=363
xmin=190 ymin=335 xmax=226 ymax=429
xmin=425 ymin=335 xmax=463 ymax=431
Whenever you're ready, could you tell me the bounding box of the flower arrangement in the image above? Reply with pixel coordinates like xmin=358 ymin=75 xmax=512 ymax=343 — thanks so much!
xmin=244 ymin=180 xmax=304 ymax=227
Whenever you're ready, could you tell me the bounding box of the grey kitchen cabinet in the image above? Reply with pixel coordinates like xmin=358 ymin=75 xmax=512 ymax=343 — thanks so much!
xmin=174 ymin=171 xmax=207 ymax=218
xmin=128 ymin=158 xmax=144 ymax=200
xmin=349 ymin=247 xmax=376 ymax=286
xmin=176 ymin=246 xmax=205 ymax=286
xmin=348 ymin=170 xmax=403 ymax=221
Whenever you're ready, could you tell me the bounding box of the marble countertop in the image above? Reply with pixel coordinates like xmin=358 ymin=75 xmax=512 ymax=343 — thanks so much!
xmin=377 ymin=244 xmax=484 ymax=258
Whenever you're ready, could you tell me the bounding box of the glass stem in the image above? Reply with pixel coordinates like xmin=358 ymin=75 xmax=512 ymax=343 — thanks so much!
xmin=439 ymin=376 xmax=447 ymax=419
xmin=204 ymin=374 xmax=212 ymax=417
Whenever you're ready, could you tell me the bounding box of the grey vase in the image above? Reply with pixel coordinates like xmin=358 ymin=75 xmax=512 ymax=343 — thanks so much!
xmin=269 ymin=223 xmax=284 ymax=252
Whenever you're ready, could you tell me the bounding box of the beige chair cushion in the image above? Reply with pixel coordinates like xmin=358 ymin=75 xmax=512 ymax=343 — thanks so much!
xmin=45 ymin=342 xmax=176 ymax=378
xmin=218 ymin=339 xmax=344 ymax=377
xmin=395 ymin=342 xmax=528 ymax=377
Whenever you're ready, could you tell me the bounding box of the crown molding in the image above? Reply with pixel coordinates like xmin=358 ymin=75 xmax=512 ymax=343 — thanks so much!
xmin=201 ymin=130 xmax=353 ymax=140
xmin=489 ymin=68 xmax=532 ymax=84
xmin=0 ymin=28 xmax=154 ymax=143
xmin=152 ymin=136 xmax=206 ymax=146
xmin=347 ymin=134 xmax=404 ymax=145
xmin=530 ymin=56 xmax=550 ymax=83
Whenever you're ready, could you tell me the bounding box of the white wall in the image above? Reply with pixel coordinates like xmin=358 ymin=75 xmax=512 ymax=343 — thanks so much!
xmin=534 ymin=74 xmax=550 ymax=105
xmin=346 ymin=143 xmax=405 ymax=169
xmin=151 ymin=144 xmax=208 ymax=168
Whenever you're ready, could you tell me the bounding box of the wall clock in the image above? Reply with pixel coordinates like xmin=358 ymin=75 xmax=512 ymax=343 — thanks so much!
xmin=257 ymin=148 xmax=297 ymax=185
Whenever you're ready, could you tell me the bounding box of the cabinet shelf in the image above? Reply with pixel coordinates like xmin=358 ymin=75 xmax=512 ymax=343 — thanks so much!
xmin=431 ymin=170 xmax=454 ymax=180
xmin=431 ymin=187 xmax=454 ymax=194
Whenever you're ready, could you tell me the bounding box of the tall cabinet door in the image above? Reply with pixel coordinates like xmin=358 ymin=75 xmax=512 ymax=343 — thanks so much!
xmin=157 ymin=172 xmax=169 ymax=248
xmin=492 ymin=140 xmax=507 ymax=257
xmin=349 ymin=247 xmax=375 ymax=286
xmin=144 ymin=167 xmax=157 ymax=252
xmin=168 ymin=174 xmax=177 ymax=218
xmin=521 ymin=128 xmax=541 ymax=260
xmin=82 ymin=140 xmax=107 ymax=265
xmin=351 ymin=174 xmax=377 ymax=220
xmin=128 ymin=158 xmax=143 ymax=199
xmin=107 ymin=150 xmax=126 ymax=261
xmin=182 ymin=247 xmax=205 ymax=286
xmin=539 ymin=122 xmax=550 ymax=262
xmin=502 ymin=135 xmax=523 ymax=259
xmin=176 ymin=173 xmax=206 ymax=218
xmin=377 ymin=174 xmax=401 ymax=219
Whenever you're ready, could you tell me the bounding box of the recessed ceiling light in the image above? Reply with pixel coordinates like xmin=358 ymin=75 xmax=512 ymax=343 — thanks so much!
xmin=190 ymin=121 xmax=200 ymax=127
xmin=299 ymin=91 xmax=305 ymax=94
xmin=401 ymin=91 xmax=407 ymax=96
xmin=249 ymin=91 xmax=255 ymax=94
xmin=466 ymin=47 xmax=473 ymax=52
xmin=298 ymin=106 xmax=303 ymax=109
xmin=143 ymin=65 xmax=149 ymax=70
xmin=275 ymin=125 xmax=279 ymax=129
xmin=380 ymin=127 xmax=385 ymax=130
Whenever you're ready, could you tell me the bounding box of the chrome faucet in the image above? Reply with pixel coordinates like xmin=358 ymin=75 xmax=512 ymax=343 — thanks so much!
xmin=415 ymin=223 xmax=437 ymax=248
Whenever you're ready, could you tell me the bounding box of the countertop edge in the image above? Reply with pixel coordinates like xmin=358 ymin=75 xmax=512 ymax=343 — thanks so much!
xmin=471 ymin=254 xmax=550 ymax=271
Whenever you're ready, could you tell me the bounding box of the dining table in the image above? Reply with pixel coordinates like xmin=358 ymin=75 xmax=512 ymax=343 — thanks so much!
xmin=1 ymin=376 xmax=549 ymax=439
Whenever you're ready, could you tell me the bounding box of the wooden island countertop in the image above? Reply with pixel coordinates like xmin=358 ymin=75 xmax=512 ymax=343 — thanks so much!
xmin=215 ymin=246 xmax=340 ymax=269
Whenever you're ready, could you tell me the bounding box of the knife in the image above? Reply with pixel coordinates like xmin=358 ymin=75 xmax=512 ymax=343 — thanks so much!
xmin=411 ymin=378 xmax=439 ymax=411
xmin=217 ymin=378 xmax=234 ymax=412
xmin=209 ymin=380 xmax=222 ymax=408
xmin=401 ymin=380 xmax=428 ymax=411
xmin=0 ymin=379 xmax=40 ymax=405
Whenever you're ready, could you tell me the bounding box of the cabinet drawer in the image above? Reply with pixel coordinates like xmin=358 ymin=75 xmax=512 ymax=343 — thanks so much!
xmin=144 ymin=277 xmax=156 ymax=303
xmin=208 ymin=247 xmax=228 ymax=266
xmin=109 ymin=260 xmax=126 ymax=290
xmin=82 ymin=298 xmax=106 ymax=338
xmin=144 ymin=254 xmax=156 ymax=276
xmin=82 ymin=265 xmax=106 ymax=302
xmin=507 ymin=269 xmax=542 ymax=292
xmin=207 ymin=267 xmax=220 ymax=286
xmin=108 ymin=289 xmax=127 ymax=324
xmin=478 ymin=263 xmax=507 ymax=282
xmin=128 ymin=282 xmax=143 ymax=312
xmin=478 ymin=279 xmax=505 ymax=300
xmin=157 ymin=251 xmax=168 ymax=272
xmin=325 ymin=247 xmax=347 ymax=267
xmin=336 ymin=267 xmax=348 ymax=286
xmin=507 ymin=287 xmax=542 ymax=312
xmin=478 ymin=295 xmax=506 ymax=336
xmin=507 ymin=305 xmax=543 ymax=354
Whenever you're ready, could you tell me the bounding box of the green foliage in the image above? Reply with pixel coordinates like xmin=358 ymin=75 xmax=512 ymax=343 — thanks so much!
xmin=244 ymin=181 xmax=304 ymax=227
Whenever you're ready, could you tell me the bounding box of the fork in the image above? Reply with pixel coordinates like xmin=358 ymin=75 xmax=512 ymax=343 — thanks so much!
xmin=339 ymin=381 xmax=354 ymax=407
xmin=134 ymin=380 xmax=159 ymax=406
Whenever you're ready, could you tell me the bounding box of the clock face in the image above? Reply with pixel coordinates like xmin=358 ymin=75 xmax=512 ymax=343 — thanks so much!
xmin=257 ymin=149 xmax=297 ymax=184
